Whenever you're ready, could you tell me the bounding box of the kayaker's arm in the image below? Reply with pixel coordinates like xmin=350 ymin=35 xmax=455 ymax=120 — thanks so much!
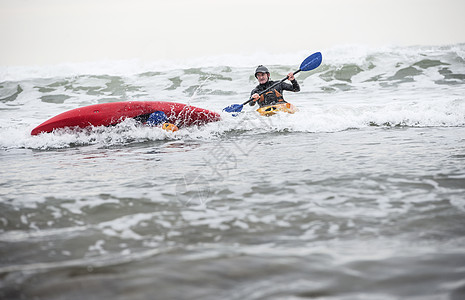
xmin=285 ymin=72 xmax=300 ymax=92
xmin=281 ymin=79 xmax=300 ymax=92
xmin=291 ymin=79 xmax=300 ymax=92
xmin=249 ymin=87 xmax=260 ymax=106
xmin=223 ymin=52 xmax=322 ymax=114
xmin=249 ymin=93 xmax=260 ymax=106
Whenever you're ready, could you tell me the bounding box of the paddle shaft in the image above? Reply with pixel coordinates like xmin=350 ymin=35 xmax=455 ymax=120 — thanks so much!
xmin=223 ymin=52 xmax=322 ymax=113
xmin=242 ymin=69 xmax=301 ymax=106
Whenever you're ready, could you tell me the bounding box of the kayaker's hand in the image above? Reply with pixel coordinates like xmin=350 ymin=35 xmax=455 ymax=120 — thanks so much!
xmin=287 ymin=72 xmax=295 ymax=81
xmin=251 ymin=93 xmax=260 ymax=102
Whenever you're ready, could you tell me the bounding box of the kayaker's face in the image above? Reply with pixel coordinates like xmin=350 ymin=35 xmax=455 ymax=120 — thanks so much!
xmin=256 ymin=72 xmax=269 ymax=84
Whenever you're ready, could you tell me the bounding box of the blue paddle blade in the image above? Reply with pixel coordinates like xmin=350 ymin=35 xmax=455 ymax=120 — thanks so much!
xmin=299 ymin=52 xmax=322 ymax=71
xmin=223 ymin=104 xmax=244 ymax=113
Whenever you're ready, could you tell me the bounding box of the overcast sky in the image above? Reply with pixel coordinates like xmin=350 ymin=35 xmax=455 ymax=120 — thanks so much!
xmin=1 ymin=0 xmax=464 ymax=66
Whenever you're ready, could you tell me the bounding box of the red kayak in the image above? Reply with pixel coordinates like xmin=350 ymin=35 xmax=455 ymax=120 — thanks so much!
xmin=31 ymin=101 xmax=221 ymax=135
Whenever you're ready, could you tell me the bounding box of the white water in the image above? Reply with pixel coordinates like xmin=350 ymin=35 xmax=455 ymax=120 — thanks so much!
xmin=1 ymin=44 xmax=464 ymax=150
xmin=1 ymin=44 xmax=465 ymax=300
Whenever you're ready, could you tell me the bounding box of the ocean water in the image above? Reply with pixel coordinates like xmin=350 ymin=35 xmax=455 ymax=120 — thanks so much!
xmin=1 ymin=44 xmax=465 ymax=300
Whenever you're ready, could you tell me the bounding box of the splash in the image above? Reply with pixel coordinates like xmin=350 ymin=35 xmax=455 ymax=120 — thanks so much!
xmin=1 ymin=44 xmax=464 ymax=149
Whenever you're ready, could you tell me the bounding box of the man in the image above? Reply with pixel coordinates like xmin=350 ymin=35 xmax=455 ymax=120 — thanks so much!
xmin=250 ymin=65 xmax=300 ymax=108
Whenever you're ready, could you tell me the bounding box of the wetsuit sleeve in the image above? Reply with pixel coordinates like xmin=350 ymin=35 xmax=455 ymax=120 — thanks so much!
xmin=281 ymin=79 xmax=300 ymax=92
xmin=249 ymin=87 xmax=259 ymax=106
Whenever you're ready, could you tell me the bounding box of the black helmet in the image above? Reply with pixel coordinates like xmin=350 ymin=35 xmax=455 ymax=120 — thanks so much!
xmin=255 ymin=65 xmax=269 ymax=78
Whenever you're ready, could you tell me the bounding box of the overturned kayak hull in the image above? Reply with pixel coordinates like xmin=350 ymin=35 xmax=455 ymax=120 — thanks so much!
xmin=31 ymin=101 xmax=221 ymax=135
